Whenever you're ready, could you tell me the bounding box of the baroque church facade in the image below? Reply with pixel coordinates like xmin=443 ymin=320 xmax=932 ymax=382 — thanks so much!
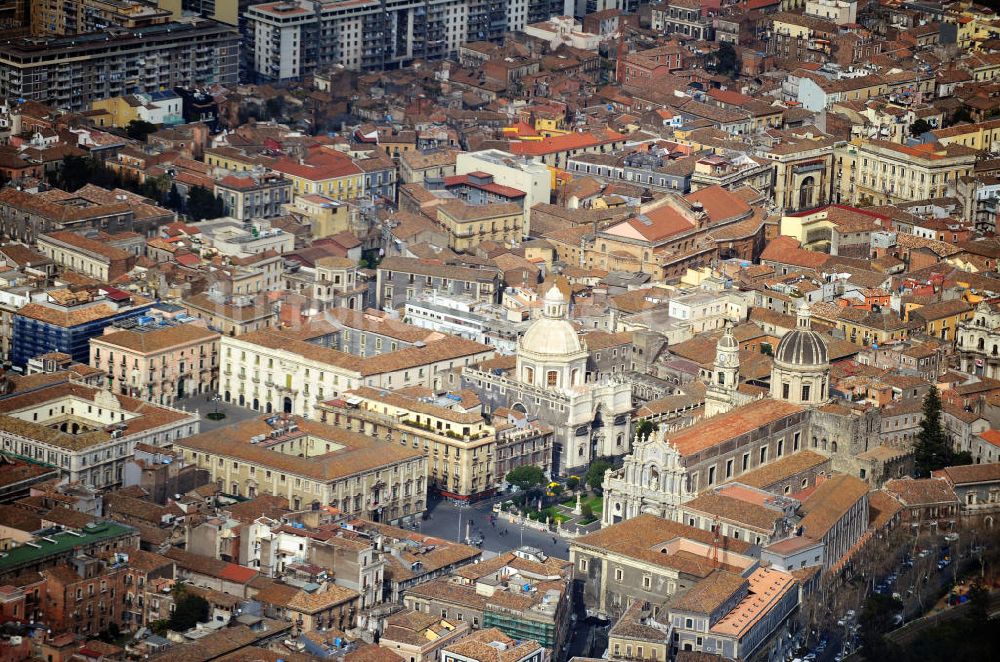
xmin=604 ymin=303 xmax=880 ymax=526
xmin=463 ymin=287 xmax=633 ymax=475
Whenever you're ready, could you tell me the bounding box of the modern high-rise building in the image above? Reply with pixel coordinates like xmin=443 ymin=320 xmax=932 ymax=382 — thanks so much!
xmin=245 ymin=0 xmax=566 ymax=81
xmin=0 ymin=17 xmax=239 ymax=111
xmin=0 ymin=0 xmax=28 ymax=31
xmin=31 ymin=0 xmax=172 ymax=36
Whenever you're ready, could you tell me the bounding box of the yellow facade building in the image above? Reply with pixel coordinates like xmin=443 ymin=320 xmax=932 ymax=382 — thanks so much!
xmin=436 ymin=201 xmax=524 ymax=252
xmin=319 ymin=387 xmax=498 ymax=501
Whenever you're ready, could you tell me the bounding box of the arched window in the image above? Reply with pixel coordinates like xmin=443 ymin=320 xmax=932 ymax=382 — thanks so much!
xmin=571 ymin=369 xmax=580 ymax=385
xmin=979 ymin=338 xmax=986 ymax=350
xmin=547 ymin=371 xmax=558 ymax=387
xmin=831 ymin=441 xmax=839 ymax=453
xmin=523 ymin=367 xmax=534 ymax=384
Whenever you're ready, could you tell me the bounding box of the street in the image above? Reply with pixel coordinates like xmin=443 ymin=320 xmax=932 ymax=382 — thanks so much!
xmin=417 ymin=497 xmax=575 ymax=559
xmin=180 ymin=392 xmax=278 ymax=433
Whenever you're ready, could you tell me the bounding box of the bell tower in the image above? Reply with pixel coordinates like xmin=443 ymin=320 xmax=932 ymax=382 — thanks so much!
xmin=705 ymin=322 xmax=739 ymax=418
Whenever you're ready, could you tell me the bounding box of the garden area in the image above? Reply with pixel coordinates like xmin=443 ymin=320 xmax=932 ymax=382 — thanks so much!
xmin=502 ymin=460 xmax=618 ymax=530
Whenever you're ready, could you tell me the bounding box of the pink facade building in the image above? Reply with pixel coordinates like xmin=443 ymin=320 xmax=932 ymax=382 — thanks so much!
xmin=90 ymin=321 xmax=221 ymax=405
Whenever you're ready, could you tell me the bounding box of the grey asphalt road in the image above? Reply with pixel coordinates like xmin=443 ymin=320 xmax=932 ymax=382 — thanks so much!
xmin=418 ymin=498 xmax=574 ymax=560
xmin=181 ymin=393 xmax=261 ymax=433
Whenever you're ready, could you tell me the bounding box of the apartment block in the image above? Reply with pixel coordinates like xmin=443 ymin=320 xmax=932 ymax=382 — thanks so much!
xmin=90 ymin=318 xmax=221 ymax=405
xmin=32 ymin=0 xmax=171 ymax=36
xmin=0 ymin=18 xmax=239 ymax=111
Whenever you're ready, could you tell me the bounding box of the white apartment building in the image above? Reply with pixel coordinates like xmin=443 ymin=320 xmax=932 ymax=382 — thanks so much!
xmin=246 ymin=0 xmax=528 ymax=80
xmin=455 ymin=150 xmax=552 ymax=234
xmin=219 ymin=322 xmax=494 ymax=418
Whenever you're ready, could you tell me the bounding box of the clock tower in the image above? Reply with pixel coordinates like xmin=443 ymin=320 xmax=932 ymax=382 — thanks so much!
xmin=705 ymin=321 xmax=740 ymax=418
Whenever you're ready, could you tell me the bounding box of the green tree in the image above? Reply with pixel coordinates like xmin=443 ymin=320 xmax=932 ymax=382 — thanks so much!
xmin=635 ymin=419 xmax=658 ymax=442
xmin=265 ymin=96 xmax=287 ymax=120
xmin=951 ymin=107 xmax=973 ymax=125
xmin=586 ymin=459 xmax=613 ymax=492
xmin=126 ymin=119 xmax=158 ymax=142
xmin=910 ymin=119 xmax=932 ymax=137
xmin=57 ymin=154 xmax=97 ymax=191
xmin=858 ymin=593 xmax=903 ymax=660
xmin=566 ymin=476 xmax=580 ymax=492
xmin=580 ymin=502 xmax=594 ymax=521
xmin=713 ymin=42 xmax=741 ymax=78
xmin=168 ymin=590 xmax=209 ymax=631
xmin=914 ymin=386 xmax=953 ymax=476
xmin=549 ymin=483 xmax=563 ymax=497
xmin=506 ymin=465 xmax=546 ymax=493
xmin=166 ymin=183 xmax=183 ymax=210
xmin=186 ymin=185 xmax=225 ymax=221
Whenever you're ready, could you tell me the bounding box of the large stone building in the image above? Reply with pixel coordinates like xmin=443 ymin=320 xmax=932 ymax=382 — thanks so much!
xmin=318 ymin=386 xmax=500 ymax=501
xmin=219 ymin=315 xmax=493 ymax=418
xmin=570 ymin=515 xmax=758 ymax=619
xmin=0 ymin=376 xmax=199 ymax=490
xmin=173 ymin=415 xmax=427 ymax=522
xmin=603 ymin=299 xmax=892 ymax=526
xmin=836 ymin=139 xmax=977 ymax=206
xmin=462 ymin=287 xmax=632 ymax=474
xmin=90 ymin=318 xmax=220 ymax=405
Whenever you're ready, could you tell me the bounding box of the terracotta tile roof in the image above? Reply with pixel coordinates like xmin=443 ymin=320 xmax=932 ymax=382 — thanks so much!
xmin=883 ymin=476 xmax=958 ymax=507
xmin=442 ymin=629 xmax=543 ymax=662
xmin=708 ymin=567 xmax=796 ymax=638
xmin=237 ymin=324 xmax=491 ymax=377
xmin=174 ymin=415 xmax=424 ymax=483
xmin=40 ymin=230 xmax=131 ymax=262
xmin=608 ymin=600 xmax=668 ymax=641
xmin=345 ymin=644 xmax=405 ymax=662
xmin=0 ymin=243 xmax=50 ymax=267
xmin=908 ymin=298 xmax=972 ymax=321
xmin=16 ymin=299 xmax=149 ymax=328
xmin=0 ymin=505 xmax=41 ymax=533
xmin=685 ymin=186 xmax=752 ymax=223
xmin=287 ymin=583 xmax=359 ymax=613
xmin=92 ymin=323 xmax=219 ymax=354
xmin=868 ymin=490 xmax=903 ymax=530
xmin=760 ymin=236 xmax=830 ymax=269
xmin=573 ymin=514 xmax=752 ymax=577
xmin=508 ymin=129 xmax=624 ymax=156
xmin=222 ymin=495 xmax=289 ymax=524
xmin=664 ymin=399 xmax=804 ymax=457
xmin=272 ymin=150 xmax=362 ymax=181
xmin=799 ymin=474 xmax=869 ymax=538
xmin=682 ymin=492 xmax=781 ymax=533
xmin=670 ymin=570 xmax=747 ymax=615
xmin=165 ymin=547 xmax=258 ymax=584
xmin=0 ymin=381 xmax=193 ymax=450
xmin=936 ymin=463 xmax=1000 ymax=486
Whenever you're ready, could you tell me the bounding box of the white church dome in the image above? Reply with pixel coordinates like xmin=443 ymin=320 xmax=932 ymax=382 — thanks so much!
xmin=520 ymin=287 xmax=583 ymax=357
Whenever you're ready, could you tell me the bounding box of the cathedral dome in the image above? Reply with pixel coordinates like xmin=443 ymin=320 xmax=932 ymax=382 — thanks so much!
xmin=520 ymin=287 xmax=583 ymax=357
xmin=774 ymin=303 xmax=828 ymax=366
